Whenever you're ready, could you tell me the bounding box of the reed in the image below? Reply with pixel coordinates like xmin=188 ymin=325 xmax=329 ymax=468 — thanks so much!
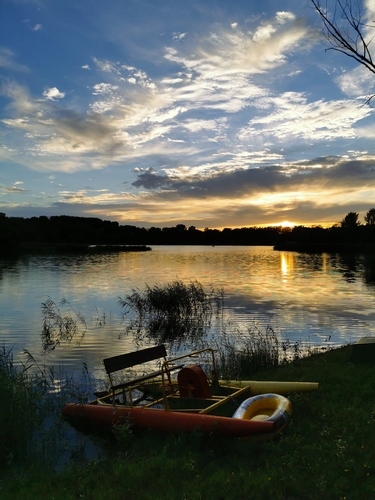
xmin=212 ymin=325 xmax=281 ymax=379
xmin=41 ymin=298 xmax=87 ymax=352
xmin=119 ymin=280 xmax=224 ymax=341
xmin=0 ymin=346 xmax=48 ymax=468
xmin=0 ymin=346 xmax=93 ymax=472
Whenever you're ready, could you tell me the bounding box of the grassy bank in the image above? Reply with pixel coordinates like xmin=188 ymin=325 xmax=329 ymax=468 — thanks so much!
xmin=1 ymin=345 xmax=374 ymax=499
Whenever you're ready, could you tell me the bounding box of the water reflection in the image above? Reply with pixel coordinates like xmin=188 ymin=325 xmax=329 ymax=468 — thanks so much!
xmin=339 ymin=254 xmax=361 ymax=283
xmin=1 ymin=246 xmax=375 ymax=376
xmin=362 ymin=255 xmax=375 ymax=287
xmin=280 ymin=252 xmax=290 ymax=278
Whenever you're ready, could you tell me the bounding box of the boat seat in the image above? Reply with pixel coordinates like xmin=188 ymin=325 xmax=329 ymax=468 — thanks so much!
xmin=177 ymin=365 xmax=211 ymax=398
xmin=102 ymin=344 xmax=183 ymax=403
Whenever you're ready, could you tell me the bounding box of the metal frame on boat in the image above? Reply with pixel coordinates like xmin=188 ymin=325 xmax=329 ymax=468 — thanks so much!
xmin=62 ymin=345 xmax=317 ymax=438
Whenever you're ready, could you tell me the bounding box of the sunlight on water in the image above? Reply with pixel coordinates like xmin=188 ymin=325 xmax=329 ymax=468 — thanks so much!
xmin=1 ymin=246 xmax=375 ymax=378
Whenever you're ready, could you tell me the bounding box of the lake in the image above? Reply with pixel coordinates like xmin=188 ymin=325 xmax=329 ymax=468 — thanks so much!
xmin=1 ymin=246 xmax=375 ymax=382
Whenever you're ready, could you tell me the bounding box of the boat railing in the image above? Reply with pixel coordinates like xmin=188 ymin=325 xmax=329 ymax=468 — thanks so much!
xmin=97 ymin=344 xmax=183 ymax=406
xmin=96 ymin=346 xmax=219 ymax=407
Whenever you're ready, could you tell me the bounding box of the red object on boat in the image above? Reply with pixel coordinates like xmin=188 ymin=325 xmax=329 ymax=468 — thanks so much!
xmin=62 ymin=403 xmax=275 ymax=437
xmin=177 ymin=365 xmax=212 ymax=398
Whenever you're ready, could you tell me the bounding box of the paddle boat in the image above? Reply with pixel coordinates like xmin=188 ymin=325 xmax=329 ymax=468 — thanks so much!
xmin=62 ymin=345 xmax=316 ymax=439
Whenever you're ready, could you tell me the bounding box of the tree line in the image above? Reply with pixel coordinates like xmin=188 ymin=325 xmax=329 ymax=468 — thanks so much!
xmin=0 ymin=213 xmax=280 ymax=251
xmin=0 ymin=210 xmax=375 ymax=255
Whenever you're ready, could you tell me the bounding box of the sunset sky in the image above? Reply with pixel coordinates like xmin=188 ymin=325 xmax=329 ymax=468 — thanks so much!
xmin=1 ymin=0 xmax=375 ymax=229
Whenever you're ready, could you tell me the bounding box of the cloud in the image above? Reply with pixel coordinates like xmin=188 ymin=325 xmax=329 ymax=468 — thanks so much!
xmin=1 ymin=82 xmax=40 ymax=116
xmin=181 ymin=118 xmax=227 ymax=133
xmin=0 ymin=47 xmax=29 ymax=72
xmin=172 ymin=32 xmax=186 ymax=41
xmin=2 ymin=184 xmax=28 ymax=193
xmin=92 ymin=83 xmax=119 ymax=95
xmin=131 ymin=154 xmax=375 ymax=207
xmin=43 ymin=87 xmax=65 ymax=100
xmin=92 ymin=57 xmax=122 ymax=74
xmin=240 ymin=92 xmax=373 ymax=142
xmin=126 ymin=155 xmax=375 ymax=227
xmin=164 ymin=11 xmax=312 ymax=77
xmin=39 ymin=108 xmax=122 ymax=156
xmin=126 ymin=154 xmax=375 ymax=227
xmin=364 ymin=1 xmax=375 ymax=40
xmin=2 ymin=152 xmax=373 ymax=227
xmin=337 ymin=66 xmax=375 ymax=98
xmin=1 ymin=82 xmax=124 ymax=166
xmin=35 ymin=153 xmax=375 ymax=226
xmin=0 ymin=13 xmax=314 ymax=176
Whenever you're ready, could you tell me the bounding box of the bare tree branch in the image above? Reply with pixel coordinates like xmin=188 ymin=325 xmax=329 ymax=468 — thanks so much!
xmin=311 ymin=0 xmax=375 ymax=70
xmin=311 ymin=0 xmax=375 ymax=102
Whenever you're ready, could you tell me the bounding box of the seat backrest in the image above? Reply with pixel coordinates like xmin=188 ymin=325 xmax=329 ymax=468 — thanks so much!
xmin=103 ymin=344 xmax=167 ymax=376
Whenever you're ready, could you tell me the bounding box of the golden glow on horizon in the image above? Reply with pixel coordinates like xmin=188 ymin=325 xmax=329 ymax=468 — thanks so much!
xmin=279 ymin=220 xmax=295 ymax=228
xmin=258 ymin=220 xmax=297 ymax=228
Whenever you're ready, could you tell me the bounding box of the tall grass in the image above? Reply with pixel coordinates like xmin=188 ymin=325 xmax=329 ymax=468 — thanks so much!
xmin=119 ymin=280 xmax=224 ymax=342
xmin=41 ymin=298 xmax=87 ymax=352
xmin=0 ymin=346 xmax=94 ymax=472
xmin=0 ymin=347 xmax=64 ymax=467
xmin=213 ymin=325 xmax=281 ymax=380
xmin=0 ymin=347 xmax=50 ymax=467
xmin=119 ymin=280 xmax=304 ymax=373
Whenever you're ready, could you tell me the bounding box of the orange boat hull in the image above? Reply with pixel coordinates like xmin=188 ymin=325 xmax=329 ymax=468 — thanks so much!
xmin=62 ymin=403 xmax=275 ymax=437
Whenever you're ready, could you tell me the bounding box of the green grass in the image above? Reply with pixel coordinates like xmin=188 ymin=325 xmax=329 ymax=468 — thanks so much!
xmin=1 ymin=345 xmax=374 ymax=499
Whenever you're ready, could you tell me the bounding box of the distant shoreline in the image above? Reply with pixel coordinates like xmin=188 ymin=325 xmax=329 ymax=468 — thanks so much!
xmin=2 ymin=241 xmax=375 ymax=256
xmin=12 ymin=243 xmax=153 ymax=255
xmin=273 ymin=242 xmax=375 ymax=253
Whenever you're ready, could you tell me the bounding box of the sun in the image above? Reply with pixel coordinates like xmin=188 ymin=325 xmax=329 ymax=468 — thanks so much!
xmin=279 ymin=220 xmax=295 ymax=228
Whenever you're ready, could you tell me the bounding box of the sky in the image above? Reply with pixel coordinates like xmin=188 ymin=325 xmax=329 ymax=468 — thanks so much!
xmin=1 ymin=0 xmax=375 ymax=229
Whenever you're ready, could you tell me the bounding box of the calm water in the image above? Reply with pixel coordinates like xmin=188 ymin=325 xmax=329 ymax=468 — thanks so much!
xmin=1 ymin=246 xmax=375 ymax=380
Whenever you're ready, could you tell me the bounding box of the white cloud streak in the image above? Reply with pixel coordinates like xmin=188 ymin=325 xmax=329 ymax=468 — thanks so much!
xmin=0 ymin=12 xmax=317 ymax=175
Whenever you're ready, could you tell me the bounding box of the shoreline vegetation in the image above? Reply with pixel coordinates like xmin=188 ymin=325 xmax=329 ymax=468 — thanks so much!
xmin=21 ymin=242 xmax=152 ymax=254
xmin=0 ymin=280 xmax=374 ymax=497
xmin=1 ymin=211 xmax=375 ymax=255
xmin=273 ymin=241 xmax=375 ymax=253
xmin=1 ymin=343 xmax=374 ymax=498
xmin=0 ymin=279 xmax=374 ymax=498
